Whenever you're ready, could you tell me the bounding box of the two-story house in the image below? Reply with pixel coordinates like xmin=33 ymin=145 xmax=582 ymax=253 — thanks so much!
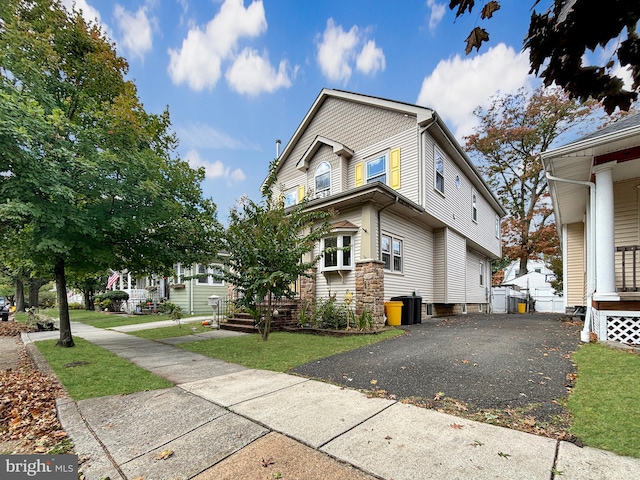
xmin=542 ymin=112 xmax=640 ymax=346
xmin=271 ymin=89 xmax=506 ymax=325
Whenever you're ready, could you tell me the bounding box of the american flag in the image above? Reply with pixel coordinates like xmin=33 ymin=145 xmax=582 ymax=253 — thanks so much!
xmin=107 ymin=271 xmax=120 ymax=289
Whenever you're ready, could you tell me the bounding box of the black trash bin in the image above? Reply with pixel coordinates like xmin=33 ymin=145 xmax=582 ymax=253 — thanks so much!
xmin=412 ymin=296 xmax=422 ymax=324
xmin=391 ymin=296 xmax=414 ymax=325
xmin=1 ymin=309 xmax=8 ymax=322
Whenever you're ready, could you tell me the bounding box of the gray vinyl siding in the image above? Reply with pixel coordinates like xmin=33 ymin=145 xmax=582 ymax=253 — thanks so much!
xmin=283 ymin=96 xmax=415 ymax=167
xmin=169 ymin=264 xmax=227 ymax=315
xmin=423 ymin=132 xmax=501 ymax=257
xmin=433 ymin=229 xmax=446 ymax=302
xmin=466 ymin=250 xmax=487 ymax=304
xmin=614 ymin=179 xmax=640 ymax=291
xmin=314 ymin=209 xmax=361 ymax=300
xmin=446 ymin=229 xmax=466 ymax=303
xmin=380 ymin=211 xmax=434 ymax=302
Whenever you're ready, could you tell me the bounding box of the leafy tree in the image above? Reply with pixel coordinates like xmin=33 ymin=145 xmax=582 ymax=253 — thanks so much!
xmin=0 ymin=0 xmax=218 ymax=346
xmin=449 ymin=0 xmax=640 ymax=113
xmin=465 ymin=86 xmax=595 ymax=276
xmin=217 ymin=160 xmax=334 ymax=341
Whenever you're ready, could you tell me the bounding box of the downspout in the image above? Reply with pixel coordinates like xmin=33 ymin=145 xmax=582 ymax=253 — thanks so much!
xmin=377 ymin=196 xmax=399 ymax=262
xmin=545 ymin=173 xmax=595 ymax=343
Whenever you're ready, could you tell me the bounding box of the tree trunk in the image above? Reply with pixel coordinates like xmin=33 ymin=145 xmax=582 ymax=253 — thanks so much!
xmin=14 ymin=278 xmax=25 ymax=312
xmin=518 ymin=255 xmax=528 ymax=277
xmin=27 ymin=278 xmax=46 ymax=308
xmin=262 ymin=291 xmax=272 ymax=341
xmin=84 ymin=287 xmax=94 ymax=310
xmin=55 ymin=258 xmax=74 ymax=348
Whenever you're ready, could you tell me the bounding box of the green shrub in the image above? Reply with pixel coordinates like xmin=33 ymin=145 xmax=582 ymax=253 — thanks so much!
xmin=312 ymin=297 xmax=348 ymax=329
xmin=68 ymin=302 xmax=84 ymax=310
xmin=94 ymin=290 xmax=129 ymax=312
xmin=38 ymin=290 xmax=57 ymax=308
xmin=158 ymin=301 xmax=182 ymax=320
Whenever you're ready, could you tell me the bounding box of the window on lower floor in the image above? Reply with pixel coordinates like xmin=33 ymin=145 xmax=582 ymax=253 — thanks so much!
xmin=322 ymin=235 xmax=352 ymax=270
xmin=196 ymin=264 xmax=224 ymax=286
xmin=381 ymin=234 xmax=403 ymax=272
xmin=479 ymin=260 xmax=484 ymax=287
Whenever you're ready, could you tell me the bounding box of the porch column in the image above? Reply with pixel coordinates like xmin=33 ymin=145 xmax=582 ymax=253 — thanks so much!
xmin=593 ymin=164 xmax=619 ymax=301
xmin=127 ymin=272 xmax=132 ymax=290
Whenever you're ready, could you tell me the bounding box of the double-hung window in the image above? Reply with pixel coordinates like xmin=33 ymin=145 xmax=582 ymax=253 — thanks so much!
xmin=366 ymin=154 xmax=386 ymax=184
xmin=381 ymin=234 xmax=403 ymax=272
xmin=435 ymin=148 xmax=445 ymax=194
xmin=315 ymin=161 xmax=331 ymax=198
xmin=322 ymin=235 xmax=352 ymax=270
xmin=479 ymin=260 xmax=484 ymax=287
xmin=196 ymin=264 xmax=224 ymax=285
xmin=495 ymin=214 xmax=500 ymax=238
xmin=174 ymin=263 xmax=184 ymax=284
xmin=283 ymin=189 xmax=297 ymax=207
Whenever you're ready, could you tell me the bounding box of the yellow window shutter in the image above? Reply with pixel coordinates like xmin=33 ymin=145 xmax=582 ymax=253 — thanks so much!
xmin=297 ymin=185 xmax=305 ymax=202
xmin=355 ymin=162 xmax=363 ymax=187
xmin=390 ymin=148 xmax=401 ymax=189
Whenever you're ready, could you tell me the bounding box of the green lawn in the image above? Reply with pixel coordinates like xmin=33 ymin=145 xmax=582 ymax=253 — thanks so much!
xmin=179 ymin=329 xmax=406 ymax=372
xmin=130 ymin=323 xmax=213 ymax=340
xmin=35 ymin=338 xmax=173 ymax=400
xmin=568 ymin=343 xmax=640 ymax=458
xmin=15 ymin=309 xmax=181 ymax=328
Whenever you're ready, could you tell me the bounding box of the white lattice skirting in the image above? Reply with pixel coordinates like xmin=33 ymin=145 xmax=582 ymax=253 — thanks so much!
xmin=605 ymin=313 xmax=640 ymax=345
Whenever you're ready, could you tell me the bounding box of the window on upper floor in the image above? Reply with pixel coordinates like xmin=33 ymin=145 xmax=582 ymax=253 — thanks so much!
xmin=367 ymin=154 xmax=386 ymax=184
xmin=196 ymin=263 xmax=224 ymax=286
xmin=435 ymin=147 xmax=445 ymax=194
xmin=472 ymin=189 xmax=478 ymax=222
xmin=381 ymin=234 xmax=403 ymax=273
xmin=322 ymin=235 xmax=352 ymax=270
xmin=495 ymin=214 xmax=500 ymax=238
xmin=315 ymin=162 xmax=331 ymax=198
xmin=283 ymin=189 xmax=298 ymax=207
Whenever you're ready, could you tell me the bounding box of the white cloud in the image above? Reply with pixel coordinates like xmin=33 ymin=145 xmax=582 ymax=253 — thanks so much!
xmin=417 ymin=43 xmax=535 ymax=140
xmin=175 ymin=123 xmax=260 ymax=151
xmin=184 ymin=150 xmax=246 ymax=183
xmin=114 ymin=4 xmax=153 ymax=60
xmin=356 ymin=40 xmax=385 ymax=75
xmin=426 ymin=0 xmax=446 ymax=31
xmin=316 ymin=18 xmax=359 ymax=84
xmin=226 ymin=48 xmax=295 ymax=96
xmin=316 ymin=18 xmax=386 ymax=84
xmin=168 ymin=0 xmax=267 ymax=91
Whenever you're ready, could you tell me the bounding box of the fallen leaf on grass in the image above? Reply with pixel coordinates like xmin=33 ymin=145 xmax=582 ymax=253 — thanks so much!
xmin=155 ymin=449 xmax=174 ymax=461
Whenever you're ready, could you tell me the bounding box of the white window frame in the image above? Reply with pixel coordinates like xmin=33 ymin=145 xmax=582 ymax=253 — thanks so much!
xmin=283 ymin=189 xmax=298 ymax=207
xmin=381 ymin=233 xmax=403 ymax=273
xmin=434 ymin=147 xmax=445 ymax=195
xmin=174 ymin=263 xmax=184 ymax=284
xmin=196 ymin=263 xmax=224 ymax=286
xmin=495 ymin=214 xmax=500 ymax=238
xmin=479 ymin=260 xmax=484 ymax=287
xmin=366 ymin=152 xmax=388 ymax=185
xmin=472 ymin=189 xmax=478 ymax=223
xmin=321 ymin=234 xmax=353 ymax=271
xmin=314 ymin=161 xmax=331 ymax=198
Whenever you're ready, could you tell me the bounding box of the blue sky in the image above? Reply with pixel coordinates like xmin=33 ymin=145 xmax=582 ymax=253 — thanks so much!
xmin=59 ymin=0 xmax=629 ymax=220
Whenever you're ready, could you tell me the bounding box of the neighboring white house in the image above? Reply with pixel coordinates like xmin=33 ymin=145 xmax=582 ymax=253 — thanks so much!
xmin=493 ymin=260 xmax=564 ymax=313
xmin=542 ymin=112 xmax=640 ymax=345
xmin=271 ymin=89 xmax=506 ymax=325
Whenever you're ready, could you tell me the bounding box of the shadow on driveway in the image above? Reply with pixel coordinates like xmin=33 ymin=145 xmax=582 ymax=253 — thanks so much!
xmin=291 ymin=313 xmax=582 ymax=421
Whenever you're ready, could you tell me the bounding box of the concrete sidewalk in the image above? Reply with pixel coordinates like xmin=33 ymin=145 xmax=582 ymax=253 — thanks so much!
xmin=22 ymin=322 xmax=640 ymax=479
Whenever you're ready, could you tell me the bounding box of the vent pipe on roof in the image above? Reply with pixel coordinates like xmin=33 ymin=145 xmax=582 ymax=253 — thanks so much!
xmin=276 ymin=139 xmax=281 ymax=158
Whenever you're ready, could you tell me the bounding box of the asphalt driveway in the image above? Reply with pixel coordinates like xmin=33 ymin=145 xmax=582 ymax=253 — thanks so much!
xmin=291 ymin=313 xmax=582 ymax=420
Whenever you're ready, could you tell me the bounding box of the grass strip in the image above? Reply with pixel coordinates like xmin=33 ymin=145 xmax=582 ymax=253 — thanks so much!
xmin=179 ymin=329 xmax=405 ymax=372
xmin=15 ymin=309 xmax=182 ymax=328
xmin=568 ymin=343 xmax=640 ymax=458
xmin=130 ymin=323 xmax=213 ymax=340
xmin=35 ymin=338 xmax=173 ymax=400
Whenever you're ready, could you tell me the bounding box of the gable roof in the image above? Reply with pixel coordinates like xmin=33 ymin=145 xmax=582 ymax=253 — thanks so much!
xmin=271 ymin=88 xmax=506 ymax=217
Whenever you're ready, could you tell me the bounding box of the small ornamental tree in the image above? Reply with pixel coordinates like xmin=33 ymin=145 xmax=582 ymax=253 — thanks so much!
xmin=217 ymin=159 xmax=334 ymax=341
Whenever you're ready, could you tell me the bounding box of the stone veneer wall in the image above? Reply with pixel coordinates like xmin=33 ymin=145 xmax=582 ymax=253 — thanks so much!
xmin=299 ymin=268 xmax=316 ymax=306
xmin=355 ymin=260 xmax=385 ymax=326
